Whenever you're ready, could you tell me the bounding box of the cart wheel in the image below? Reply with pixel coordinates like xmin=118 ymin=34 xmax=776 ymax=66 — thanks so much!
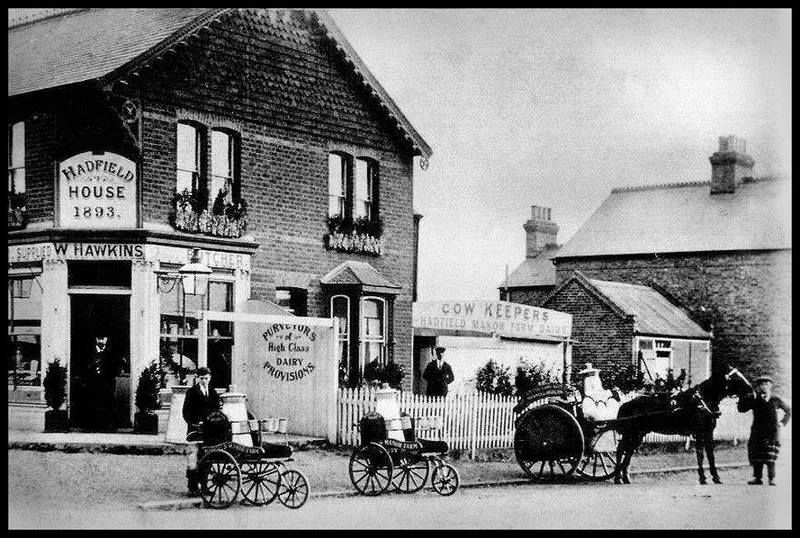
xmin=431 ymin=463 xmax=459 ymax=496
xmin=576 ymin=429 xmax=620 ymax=481
xmin=240 ymin=461 xmax=281 ymax=505
xmin=391 ymin=454 xmax=430 ymax=494
xmin=514 ymin=404 xmax=583 ymax=481
xmin=349 ymin=443 xmax=393 ymax=496
xmin=199 ymin=449 xmax=241 ymax=509
xmin=277 ymin=469 xmax=309 ymax=509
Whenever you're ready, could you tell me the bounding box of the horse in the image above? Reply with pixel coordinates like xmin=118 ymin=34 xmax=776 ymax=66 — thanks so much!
xmin=613 ymin=364 xmax=753 ymax=485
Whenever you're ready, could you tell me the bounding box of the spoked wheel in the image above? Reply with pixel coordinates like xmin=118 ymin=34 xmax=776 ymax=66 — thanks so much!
xmin=391 ymin=454 xmax=430 ymax=493
xmin=576 ymin=429 xmax=620 ymax=481
xmin=431 ymin=463 xmax=459 ymax=496
xmin=240 ymin=461 xmax=281 ymax=505
xmin=349 ymin=443 xmax=394 ymax=496
xmin=514 ymin=404 xmax=584 ymax=481
xmin=276 ymin=469 xmax=310 ymax=509
xmin=199 ymin=449 xmax=241 ymax=509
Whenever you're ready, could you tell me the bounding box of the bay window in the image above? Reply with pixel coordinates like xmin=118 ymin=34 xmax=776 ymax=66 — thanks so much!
xmin=360 ymin=297 xmax=386 ymax=372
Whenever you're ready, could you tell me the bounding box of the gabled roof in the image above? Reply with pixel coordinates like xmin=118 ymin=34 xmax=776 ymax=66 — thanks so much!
xmin=8 ymin=8 xmax=221 ymax=96
xmin=320 ymin=261 xmax=402 ymax=295
xmin=499 ymin=245 xmax=559 ymax=289
xmin=556 ymin=178 xmax=791 ymax=259
xmin=546 ymin=272 xmax=710 ymax=340
xmin=8 ymin=8 xmax=432 ymax=158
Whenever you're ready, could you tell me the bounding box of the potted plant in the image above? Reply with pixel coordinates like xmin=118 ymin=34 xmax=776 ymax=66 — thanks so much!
xmin=43 ymin=358 xmax=68 ymax=432
xmin=134 ymin=361 xmax=162 ymax=434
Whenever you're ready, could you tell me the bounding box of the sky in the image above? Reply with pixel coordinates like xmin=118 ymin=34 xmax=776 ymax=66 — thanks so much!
xmin=327 ymin=9 xmax=792 ymax=301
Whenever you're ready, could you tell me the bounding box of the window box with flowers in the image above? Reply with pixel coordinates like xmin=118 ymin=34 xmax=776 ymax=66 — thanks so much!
xmin=171 ymin=189 xmax=248 ymax=239
xmin=7 ymin=191 xmax=28 ymax=230
xmin=325 ymin=215 xmax=384 ymax=256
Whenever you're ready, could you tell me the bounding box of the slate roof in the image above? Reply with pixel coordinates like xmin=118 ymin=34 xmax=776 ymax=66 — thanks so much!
xmin=555 ymin=178 xmax=791 ymax=259
xmin=8 ymin=8 xmax=432 ymax=158
xmin=8 ymin=8 xmax=218 ymax=96
xmin=500 ymin=245 xmax=559 ymax=289
xmin=551 ymin=272 xmax=710 ymax=339
xmin=320 ymin=261 xmax=402 ymax=294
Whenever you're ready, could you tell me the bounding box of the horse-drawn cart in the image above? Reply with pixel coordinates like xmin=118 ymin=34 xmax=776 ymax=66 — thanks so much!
xmin=513 ymin=381 xmax=622 ymax=481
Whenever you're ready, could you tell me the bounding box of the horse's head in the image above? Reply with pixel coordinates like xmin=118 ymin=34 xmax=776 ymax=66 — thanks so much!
xmin=722 ymin=364 xmax=753 ymax=398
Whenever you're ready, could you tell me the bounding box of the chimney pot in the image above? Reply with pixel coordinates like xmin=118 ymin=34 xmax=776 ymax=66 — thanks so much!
xmin=710 ymin=135 xmax=754 ymax=195
xmin=524 ymin=205 xmax=558 ymax=258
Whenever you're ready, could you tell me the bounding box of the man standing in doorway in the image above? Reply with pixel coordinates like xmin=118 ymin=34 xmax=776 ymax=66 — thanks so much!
xmin=423 ymin=346 xmax=454 ymax=397
xmin=83 ymin=334 xmax=119 ymax=431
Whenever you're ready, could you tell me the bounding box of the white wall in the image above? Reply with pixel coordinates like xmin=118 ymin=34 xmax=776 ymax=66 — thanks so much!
xmin=418 ymin=336 xmax=567 ymax=394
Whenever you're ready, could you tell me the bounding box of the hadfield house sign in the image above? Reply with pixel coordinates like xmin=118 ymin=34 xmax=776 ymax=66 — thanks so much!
xmin=58 ymin=151 xmax=137 ymax=229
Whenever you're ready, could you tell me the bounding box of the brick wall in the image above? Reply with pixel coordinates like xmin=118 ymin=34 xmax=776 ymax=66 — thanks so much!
xmin=505 ymin=286 xmax=554 ymax=307
xmin=124 ymin=9 xmax=418 ymax=388
xmin=556 ymin=250 xmax=792 ymax=395
xmin=541 ymin=279 xmax=635 ymax=382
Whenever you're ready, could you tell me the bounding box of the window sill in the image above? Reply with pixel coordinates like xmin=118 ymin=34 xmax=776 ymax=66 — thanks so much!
xmin=325 ymin=231 xmax=383 ymax=256
xmin=172 ymin=207 xmax=247 ymax=239
xmin=7 ymin=207 xmax=28 ymax=230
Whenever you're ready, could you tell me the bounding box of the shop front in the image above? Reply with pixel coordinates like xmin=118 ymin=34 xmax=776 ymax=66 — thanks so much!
xmin=7 ymin=241 xmax=254 ymax=431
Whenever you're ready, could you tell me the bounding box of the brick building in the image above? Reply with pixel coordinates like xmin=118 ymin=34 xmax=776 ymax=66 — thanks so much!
xmin=502 ymin=136 xmax=791 ymax=393
xmin=542 ymin=272 xmax=711 ymax=386
xmin=8 ymin=8 xmax=431 ymax=431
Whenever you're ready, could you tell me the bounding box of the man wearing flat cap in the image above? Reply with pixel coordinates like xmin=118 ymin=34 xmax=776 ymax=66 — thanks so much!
xmin=423 ymin=346 xmax=454 ymax=397
xmin=737 ymin=376 xmax=791 ymax=486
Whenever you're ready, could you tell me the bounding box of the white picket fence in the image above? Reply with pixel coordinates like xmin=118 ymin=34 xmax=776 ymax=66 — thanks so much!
xmin=336 ymin=388 xmax=758 ymax=459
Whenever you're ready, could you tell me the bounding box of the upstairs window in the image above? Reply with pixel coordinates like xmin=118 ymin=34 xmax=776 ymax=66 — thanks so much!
xmin=355 ymin=158 xmax=377 ymax=221
xmin=176 ymin=122 xmax=202 ymax=195
xmin=328 ymin=153 xmax=349 ymax=218
xmin=8 ymin=122 xmax=25 ymax=195
xmin=210 ymin=129 xmax=236 ymax=208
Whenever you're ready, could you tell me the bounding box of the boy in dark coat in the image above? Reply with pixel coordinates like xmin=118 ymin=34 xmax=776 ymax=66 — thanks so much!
xmin=182 ymin=367 xmax=222 ymax=495
xmin=737 ymin=376 xmax=791 ymax=485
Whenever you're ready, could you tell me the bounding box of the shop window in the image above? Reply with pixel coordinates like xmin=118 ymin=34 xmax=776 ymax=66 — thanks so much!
xmin=210 ymin=129 xmax=238 ymax=210
xmin=8 ymin=121 xmax=25 ymax=196
xmin=355 ymin=158 xmax=378 ymax=221
xmin=328 ymin=152 xmax=349 ymax=218
xmin=158 ymin=275 xmax=233 ymax=391
xmin=176 ymin=122 xmax=203 ymax=195
xmin=360 ymin=297 xmax=386 ymax=374
xmin=8 ymin=275 xmax=43 ymax=390
xmin=331 ymin=295 xmax=350 ymax=384
xmin=276 ymin=287 xmax=308 ymax=317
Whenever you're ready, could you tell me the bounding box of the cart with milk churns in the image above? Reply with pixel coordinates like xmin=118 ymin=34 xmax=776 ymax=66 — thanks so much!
xmin=187 ymin=392 xmax=310 ymax=509
xmin=348 ymin=386 xmax=460 ymax=496
xmin=513 ymin=363 xmax=624 ymax=481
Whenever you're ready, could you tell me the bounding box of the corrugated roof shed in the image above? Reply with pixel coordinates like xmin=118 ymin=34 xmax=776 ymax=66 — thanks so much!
xmin=556 ymin=178 xmax=791 ymax=259
xmin=587 ymin=277 xmax=710 ymax=339
xmin=501 ymin=245 xmax=559 ymax=288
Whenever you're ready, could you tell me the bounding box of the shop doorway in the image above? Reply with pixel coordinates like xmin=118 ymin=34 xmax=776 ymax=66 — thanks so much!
xmin=69 ymin=294 xmax=131 ymax=431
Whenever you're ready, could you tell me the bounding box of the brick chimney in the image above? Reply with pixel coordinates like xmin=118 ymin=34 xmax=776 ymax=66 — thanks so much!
xmin=523 ymin=205 xmax=558 ymax=258
xmin=709 ymin=135 xmax=755 ymax=194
